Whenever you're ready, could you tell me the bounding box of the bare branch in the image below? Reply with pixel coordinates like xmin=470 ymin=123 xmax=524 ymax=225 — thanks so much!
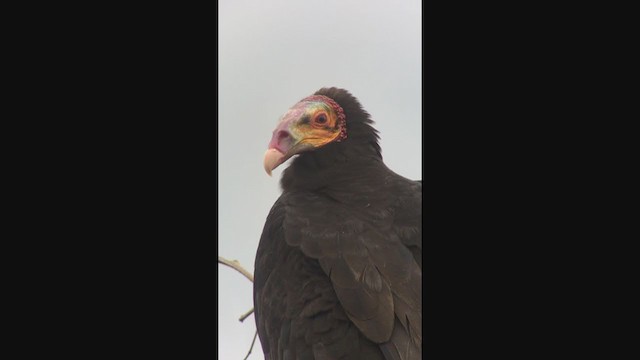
xmin=218 ymin=256 xmax=258 ymax=358
xmin=239 ymin=307 xmax=255 ymax=322
xmin=218 ymin=256 xmax=254 ymax=283
xmin=243 ymin=330 xmax=259 ymax=360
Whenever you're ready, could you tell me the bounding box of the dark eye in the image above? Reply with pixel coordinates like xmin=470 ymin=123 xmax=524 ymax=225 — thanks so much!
xmin=316 ymin=114 xmax=327 ymax=124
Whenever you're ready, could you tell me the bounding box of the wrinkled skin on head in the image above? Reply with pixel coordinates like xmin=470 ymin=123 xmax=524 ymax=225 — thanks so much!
xmin=263 ymin=95 xmax=347 ymax=176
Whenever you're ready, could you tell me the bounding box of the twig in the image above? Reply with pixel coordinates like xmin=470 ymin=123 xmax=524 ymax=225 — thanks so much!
xmin=218 ymin=256 xmax=258 ymax=359
xmin=218 ymin=256 xmax=254 ymax=282
xmin=243 ymin=330 xmax=259 ymax=360
xmin=239 ymin=307 xmax=254 ymax=322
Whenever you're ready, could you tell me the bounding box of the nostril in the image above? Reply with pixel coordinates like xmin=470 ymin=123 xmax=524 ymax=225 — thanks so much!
xmin=269 ymin=129 xmax=292 ymax=152
xmin=277 ymin=131 xmax=290 ymax=143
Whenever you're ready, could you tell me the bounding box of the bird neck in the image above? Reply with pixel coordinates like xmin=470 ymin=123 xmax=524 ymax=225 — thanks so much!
xmin=280 ymin=142 xmax=385 ymax=192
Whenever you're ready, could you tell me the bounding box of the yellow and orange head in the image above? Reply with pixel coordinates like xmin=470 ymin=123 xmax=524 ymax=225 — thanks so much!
xmin=264 ymin=95 xmax=347 ymax=175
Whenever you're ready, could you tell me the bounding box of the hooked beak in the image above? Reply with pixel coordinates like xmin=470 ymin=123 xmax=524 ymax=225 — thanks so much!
xmin=263 ymin=148 xmax=285 ymax=177
xmin=263 ymin=142 xmax=315 ymax=176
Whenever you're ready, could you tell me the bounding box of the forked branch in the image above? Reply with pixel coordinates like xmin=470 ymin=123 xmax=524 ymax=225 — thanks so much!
xmin=218 ymin=256 xmax=258 ymax=358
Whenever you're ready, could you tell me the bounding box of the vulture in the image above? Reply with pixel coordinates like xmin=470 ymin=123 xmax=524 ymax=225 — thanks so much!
xmin=254 ymin=87 xmax=422 ymax=360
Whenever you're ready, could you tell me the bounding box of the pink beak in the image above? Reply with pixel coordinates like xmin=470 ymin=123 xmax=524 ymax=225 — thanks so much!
xmin=263 ymin=107 xmax=299 ymax=176
xmin=263 ymin=148 xmax=285 ymax=176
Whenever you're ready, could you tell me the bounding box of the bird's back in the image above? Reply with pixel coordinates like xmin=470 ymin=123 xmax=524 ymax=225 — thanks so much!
xmin=254 ymin=171 xmax=421 ymax=360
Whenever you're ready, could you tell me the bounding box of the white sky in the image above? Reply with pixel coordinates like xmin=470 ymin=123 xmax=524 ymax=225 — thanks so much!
xmin=218 ymin=0 xmax=421 ymax=358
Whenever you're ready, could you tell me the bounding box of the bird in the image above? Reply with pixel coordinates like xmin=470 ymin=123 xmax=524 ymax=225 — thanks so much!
xmin=254 ymin=87 xmax=421 ymax=360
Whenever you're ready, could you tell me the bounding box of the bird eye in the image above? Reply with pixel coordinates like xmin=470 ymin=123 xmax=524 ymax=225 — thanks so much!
xmin=315 ymin=114 xmax=327 ymax=124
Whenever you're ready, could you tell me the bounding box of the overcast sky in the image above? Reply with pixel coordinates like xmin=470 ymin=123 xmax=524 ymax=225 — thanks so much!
xmin=218 ymin=0 xmax=421 ymax=358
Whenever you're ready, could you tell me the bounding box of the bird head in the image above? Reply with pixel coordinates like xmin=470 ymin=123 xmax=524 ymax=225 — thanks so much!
xmin=263 ymin=94 xmax=348 ymax=176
